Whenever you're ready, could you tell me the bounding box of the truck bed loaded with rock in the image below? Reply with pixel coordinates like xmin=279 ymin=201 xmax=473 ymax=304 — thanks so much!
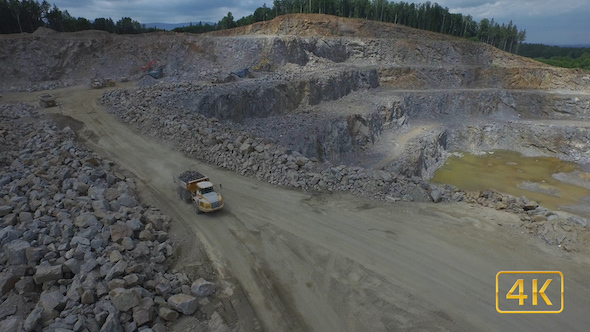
xmin=174 ymin=170 xmax=223 ymax=214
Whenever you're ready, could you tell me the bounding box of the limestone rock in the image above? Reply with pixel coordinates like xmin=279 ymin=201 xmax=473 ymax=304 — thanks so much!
xmin=33 ymin=264 xmax=63 ymax=284
xmin=132 ymin=306 xmax=152 ymax=326
xmin=39 ymin=290 xmax=67 ymax=312
xmin=0 ymin=316 xmax=24 ymax=332
xmin=3 ymin=239 xmax=30 ymax=265
xmin=0 ymin=266 xmax=26 ymax=295
xmin=158 ymin=307 xmax=179 ymax=321
xmin=0 ymin=294 xmax=18 ymax=319
xmin=0 ymin=205 xmax=12 ymax=217
xmin=191 ymin=278 xmax=216 ymax=297
xmin=167 ymin=293 xmax=198 ymax=315
xmin=100 ymin=313 xmax=123 ymax=332
xmin=430 ymin=189 xmax=443 ymax=203
xmin=109 ymin=288 xmax=141 ymax=312
xmin=110 ymin=223 xmax=132 ymax=243
xmin=117 ymin=193 xmax=138 ymax=208
xmin=24 ymin=307 xmax=43 ymax=332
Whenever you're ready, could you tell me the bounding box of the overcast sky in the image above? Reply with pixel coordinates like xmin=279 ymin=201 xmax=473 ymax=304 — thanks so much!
xmin=51 ymin=0 xmax=590 ymax=45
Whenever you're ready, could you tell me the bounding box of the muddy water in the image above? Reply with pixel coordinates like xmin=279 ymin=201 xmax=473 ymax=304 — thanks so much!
xmin=433 ymin=150 xmax=590 ymax=211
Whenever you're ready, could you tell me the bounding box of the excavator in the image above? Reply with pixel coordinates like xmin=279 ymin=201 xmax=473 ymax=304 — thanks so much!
xmin=141 ymin=60 xmax=164 ymax=79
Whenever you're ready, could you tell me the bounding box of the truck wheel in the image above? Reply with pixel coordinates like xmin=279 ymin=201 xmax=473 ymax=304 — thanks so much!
xmin=183 ymin=191 xmax=192 ymax=204
xmin=194 ymin=204 xmax=203 ymax=215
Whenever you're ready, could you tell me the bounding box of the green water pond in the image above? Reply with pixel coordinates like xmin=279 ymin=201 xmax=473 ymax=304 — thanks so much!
xmin=432 ymin=150 xmax=590 ymax=210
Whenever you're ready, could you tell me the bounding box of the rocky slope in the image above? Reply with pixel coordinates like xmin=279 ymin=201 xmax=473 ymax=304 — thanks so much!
xmin=0 ymin=104 xmax=230 ymax=331
xmin=3 ymin=14 xmax=588 ymax=92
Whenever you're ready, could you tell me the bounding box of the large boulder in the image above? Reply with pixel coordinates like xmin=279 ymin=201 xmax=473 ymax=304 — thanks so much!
xmin=110 ymin=223 xmax=132 ymax=243
xmin=117 ymin=193 xmax=138 ymax=208
xmin=24 ymin=307 xmax=43 ymax=332
xmin=109 ymin=288 xmax=141 ymax=312
xmin=0 ymin=226 xmax=20 ymax=247
xmin=0 ymin=294 xmax=18 ymax=319
xmin=0 ymin=316 xmax=24 ymax=332
xmin=191 ymin=278 xmax=216 ymax=297
xmin=101 ymin=313 xmax=123 ymax=332
xmin=3 ymin=239 xmax=30 ymax=265
xmin=167 ymin=293 xmax=198 ymax=315
xmin=430 ymin=189 xmax=443 ymax=203
xmin=33 ymin=264 xmax=63 ymax=284
xmin=0 ymin=205 xmax=12 ymax=217
xmin=158 ymin=307 xmax=179 ymax=321
xmin=38 ymin=290 xmax=67 ymax=312
xmin=0 ymin=266 xmax=26 ymax=296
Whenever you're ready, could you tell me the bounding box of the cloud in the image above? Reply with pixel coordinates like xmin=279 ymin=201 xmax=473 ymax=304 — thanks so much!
xmin=443 ymin=0 xmax=589 ymax=19
xmin=52 ymin=0 xmax=268 ymax=23
xmin=50 ymin=0 xmax=590 ymax=45
xmin=430 ymin=0 xmax=590 ymax=44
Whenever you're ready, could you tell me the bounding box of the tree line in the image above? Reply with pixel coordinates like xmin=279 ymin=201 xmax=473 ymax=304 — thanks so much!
xmin=189 ymin=1 xmax=527 ymax=54
xmin=0 ymin=0 xmax=161 ymax=34
xmin=519 ymin=43 xmax=590 ymax=59
xmin=2 ymin=0 xmax=525 ymax=54
xmin=518 ymin=43 xmax=590 ymax=70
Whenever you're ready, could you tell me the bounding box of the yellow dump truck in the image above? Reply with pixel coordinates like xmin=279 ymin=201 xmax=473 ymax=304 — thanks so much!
xmin=38 ymin=94 xmax=56 ymax=108
xmin=174 ymin=171 xmax=223 ymax=214
xmin=91 ymin=77 xmax=116 ymax=88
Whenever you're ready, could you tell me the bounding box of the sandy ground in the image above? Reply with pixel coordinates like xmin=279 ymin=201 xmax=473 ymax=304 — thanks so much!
xmin=3 ymin=86 xmax=590 ymax=331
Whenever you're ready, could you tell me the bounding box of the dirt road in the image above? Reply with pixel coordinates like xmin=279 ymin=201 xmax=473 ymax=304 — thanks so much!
xmin=4 ymin=86 xmax=590 ymax=331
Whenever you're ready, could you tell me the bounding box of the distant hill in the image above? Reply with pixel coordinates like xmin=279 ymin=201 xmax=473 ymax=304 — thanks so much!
xmin=558 ymin=44 xmax=590 ymax=48
xmin=519 ymin=43 xmax=590 ymax=59
xmin=143 ymin=22 xmax=215 ymax=30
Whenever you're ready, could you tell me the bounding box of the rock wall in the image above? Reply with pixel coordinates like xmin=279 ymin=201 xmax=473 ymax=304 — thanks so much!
xmin=102 ymin=83 xmax=590 ymax=252
xmin=112 ymin=68 xmax=378 ymax=122
xmin=378 ymin=66 xmax=590 ymax=92
xmin=349 ymin=89 xmax=590 ymax=120
xmin=387 ymin=129 xmax=449 ymax=179
xmin=5 ymin=14 xmax=588 ymax=94
xmin=103 ymin=91 xmax=433 ymax=203
xmin=448 ymin=122 xmax=590 ymax=164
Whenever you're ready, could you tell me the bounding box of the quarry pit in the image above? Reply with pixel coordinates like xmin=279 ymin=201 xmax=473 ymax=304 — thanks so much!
xmin=2 ymin=14 xmax=590 ymax=332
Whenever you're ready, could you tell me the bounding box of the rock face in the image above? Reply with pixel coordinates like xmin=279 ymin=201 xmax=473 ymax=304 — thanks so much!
xmin=103 ymin=86 xmax=430 ymax=203
xmin=0 ymin=103 xmax=220 ymax=331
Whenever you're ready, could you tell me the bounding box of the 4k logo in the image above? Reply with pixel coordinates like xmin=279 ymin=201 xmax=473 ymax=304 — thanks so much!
xmin=496 ymin=271 xmax=564 ymax=313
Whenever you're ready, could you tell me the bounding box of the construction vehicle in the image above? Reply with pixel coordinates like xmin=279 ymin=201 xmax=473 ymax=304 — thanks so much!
xmin=147 ymin=66 xmax=163 ymax=79
xmin=91 ymin=78 xmax=103 ymax=89
xmin=38 ymin=94 xmax=56 ymax=108
xmin=174 ymin=170 xmax=223 ymax=214
xmin=141 ymin=60 xmax=159 ymax=71
xmin=141 ymin=60 xmax=164 ymax=79
xmin=91 ymin=77 xmax=116 ymax=89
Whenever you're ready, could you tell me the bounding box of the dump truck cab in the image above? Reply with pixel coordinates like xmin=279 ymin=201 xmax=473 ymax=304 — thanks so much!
xmin=38 ymin=94 xmax=56 ymax=108
xmin=193 ymin=181 xmax=223 ymax=213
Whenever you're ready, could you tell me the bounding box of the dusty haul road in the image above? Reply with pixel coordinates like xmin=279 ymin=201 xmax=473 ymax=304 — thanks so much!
xmin=5 ymin=86 xmax=590 ymax=331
